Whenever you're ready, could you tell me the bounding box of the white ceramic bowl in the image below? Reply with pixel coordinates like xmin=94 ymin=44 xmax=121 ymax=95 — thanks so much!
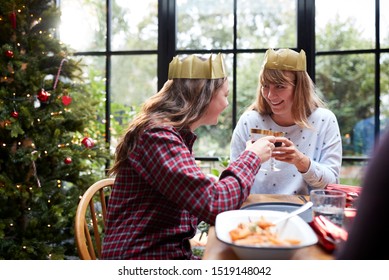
xmin=215 ymin=209 xmax=318 ymax=259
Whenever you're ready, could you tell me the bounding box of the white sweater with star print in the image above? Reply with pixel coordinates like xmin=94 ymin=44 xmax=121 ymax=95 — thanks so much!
xmin=230 ymin=108 xmax=342 ymax=195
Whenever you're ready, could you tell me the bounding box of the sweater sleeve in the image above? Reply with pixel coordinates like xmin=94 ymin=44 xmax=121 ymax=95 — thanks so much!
xmin=302 ymin=111 xmax=342 ymax=188
xmin=230 ymin=112 xmax=251 ymax=161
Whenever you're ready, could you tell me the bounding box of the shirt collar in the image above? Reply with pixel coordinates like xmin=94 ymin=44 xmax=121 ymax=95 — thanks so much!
xmin=178 ymin=128 xmax=197 ymax=150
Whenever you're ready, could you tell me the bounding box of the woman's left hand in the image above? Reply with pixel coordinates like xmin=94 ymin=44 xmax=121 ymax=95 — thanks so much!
xmin=272 ymin=137 xmax=311 ymax=173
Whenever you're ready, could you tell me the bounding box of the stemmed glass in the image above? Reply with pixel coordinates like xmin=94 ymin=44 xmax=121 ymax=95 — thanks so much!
xmin=270 ymin=131 xmax=285 ymax=171
xmin=250 ymin=128 xmax=284 ymax=172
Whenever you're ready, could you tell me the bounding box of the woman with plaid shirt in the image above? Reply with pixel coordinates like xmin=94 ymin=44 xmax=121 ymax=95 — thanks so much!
xmin=101 ymin=54 xmax=276 ymax=259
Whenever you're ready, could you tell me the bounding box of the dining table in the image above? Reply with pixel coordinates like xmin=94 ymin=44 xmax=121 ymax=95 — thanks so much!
xmin=202 ymin=194 xmax=334 ymax=260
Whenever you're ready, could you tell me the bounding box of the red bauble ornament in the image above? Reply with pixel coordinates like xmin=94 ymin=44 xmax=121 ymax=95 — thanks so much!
xmin=9 ymin=12 xmax=17 ymax=29
xmin=11 ymin=111 xmax=19 ymax=118
xmin=5 ymin=50 xmax=14 ymax=58
xmin=81 ymin=137 xmax=95 ymax=149
xmin=64 ymin=157 xmax=72 ymax=164
xmin=37 ymin=89 xmax=51 ymax=102
xmin=62 ymin=95 xmax=72 ymax=106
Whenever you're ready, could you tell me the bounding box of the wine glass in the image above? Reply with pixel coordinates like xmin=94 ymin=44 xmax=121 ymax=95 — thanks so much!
xmin=270 ymin=131 xmax=285 ymax=172
xmin=250 ymin=128 xmax=284 ymax=172
xmin=250 ymin=128 xmax=273 ymax=172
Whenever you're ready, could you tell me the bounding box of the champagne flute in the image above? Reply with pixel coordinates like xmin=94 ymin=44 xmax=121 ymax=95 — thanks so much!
xmin=250 ymin=128 xmax=284 ymax=172
xmin=270 ymin=131 xmax=285 ymax=172
xmin=250 ymin=128 xmax=274 ymax=172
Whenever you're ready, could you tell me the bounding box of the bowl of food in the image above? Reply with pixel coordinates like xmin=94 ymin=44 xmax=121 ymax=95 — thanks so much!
xmin=215 ymin=209 xmax=318 ymax=259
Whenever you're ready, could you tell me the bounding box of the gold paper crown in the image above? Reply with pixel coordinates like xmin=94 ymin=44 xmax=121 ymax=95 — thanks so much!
xmin=263 ymin=48 xmax=306 ymax=71
xmin=168 ymin=53 xmax=227 ymax=79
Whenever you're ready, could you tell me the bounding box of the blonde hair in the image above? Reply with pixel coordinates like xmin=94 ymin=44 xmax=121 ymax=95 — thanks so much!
xmin=248 ymin=68 xmax=326 ymax=128
xmin=108 ymin=77 xmax=227 ymax=175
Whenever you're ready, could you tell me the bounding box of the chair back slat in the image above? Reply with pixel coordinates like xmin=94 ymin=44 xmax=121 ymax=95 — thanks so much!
xmin=84 ymin=219 xmax=96 ymax=259
xmin=89 ymin=198 xmax=102 ymax=258
xmin=99 ymin=189 xmax=108 ymax=225
xmin=75 ymin=178 xmax=114 ymax=260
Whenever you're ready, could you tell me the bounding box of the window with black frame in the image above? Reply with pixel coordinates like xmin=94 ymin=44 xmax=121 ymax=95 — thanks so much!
xmin=315 ymin=0 xmax=389 ymax=184
xmin=59 ymin=0 xmax=389 ymax=185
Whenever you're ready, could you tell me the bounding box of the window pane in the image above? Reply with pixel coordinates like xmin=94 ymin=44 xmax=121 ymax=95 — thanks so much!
xmin=381 ymin=0 xmax=389 ymax=48
xmin=193 ymin=107 xmax=233 ymax=157
xmin=110 ymin=55 xmax=157 ymax=143
xmin=340 ymin=162 xmax=367 ymax=186
xmin=176 ymin=0 xmax=234 ymax=50
xmin=77 ymin=56 xmax=107 ymax=142
xmin=237 ymin=0 xmax=297 ymax=49
xmin=380 ymin=53 xmax=389 ymax=129
xmin=111 ymin=0 xmax=158 ymax=51
xmin=193 ymin=54 xmax=234 ymax=157
xmin=60 ymin=0 xmax=106 ymax=51
xmin=236 ymin=53 xmax=265 ymax=115
xmin=316 ymin=0 xmax=375 ymax=51
xmin=315 ymin=54 xmax=375 ymax=156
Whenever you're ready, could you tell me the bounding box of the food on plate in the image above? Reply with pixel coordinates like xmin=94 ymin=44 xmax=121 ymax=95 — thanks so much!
xmin=229 ymin=216 xmax=301 ymax=246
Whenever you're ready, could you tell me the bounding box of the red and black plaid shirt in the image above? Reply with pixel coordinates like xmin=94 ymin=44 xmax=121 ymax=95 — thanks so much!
xmin=102 ymin=125 xmax=261 ymax=259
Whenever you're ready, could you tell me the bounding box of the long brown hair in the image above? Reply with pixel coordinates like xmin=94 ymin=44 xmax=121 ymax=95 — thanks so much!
xmin=248 ymin=68 xmax=326 ymax=128
xmin=108 ymin=77 xmax=227 ymax=175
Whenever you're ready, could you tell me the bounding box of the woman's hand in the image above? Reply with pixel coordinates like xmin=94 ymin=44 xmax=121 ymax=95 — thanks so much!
xmin=245 ymin=136 xmax=276 ymax=163
xmin=272 ymin=137 xmax=311 ymax=173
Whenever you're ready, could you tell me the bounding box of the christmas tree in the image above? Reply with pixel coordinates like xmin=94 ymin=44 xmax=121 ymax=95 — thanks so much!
xmin=0 ymin=0 xmax=109 ymax=259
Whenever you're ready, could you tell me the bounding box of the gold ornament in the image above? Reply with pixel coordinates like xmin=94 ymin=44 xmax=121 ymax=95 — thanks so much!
xmin=168 ymin=53 xmax=227 ymax=79
xmin=263 ymin=48 xmax=306 ymax=72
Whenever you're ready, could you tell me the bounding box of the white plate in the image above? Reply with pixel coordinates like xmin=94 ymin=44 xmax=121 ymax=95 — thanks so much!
xmin=215 ymin=209 xmax=318 ymax=259
xmin=241 ymin=202 xmax=313 ymax=222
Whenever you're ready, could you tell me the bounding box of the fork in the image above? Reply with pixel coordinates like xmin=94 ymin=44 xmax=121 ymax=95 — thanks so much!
xmin=272 ymin=202 xmax=313 ymax=225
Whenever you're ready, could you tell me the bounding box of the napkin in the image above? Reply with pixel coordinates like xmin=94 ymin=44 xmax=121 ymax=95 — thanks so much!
xmin=309 ymin=215 xmax=348 ymax=252
xmin=325 ymin=184 xmax=362 ymax=208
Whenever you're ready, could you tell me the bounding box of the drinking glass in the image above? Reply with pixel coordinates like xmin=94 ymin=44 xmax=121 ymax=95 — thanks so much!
xmin=250 ymin=129 xmax=284 ymax=172
xmin=270 ymin=131 xmax=285 ymax=171
xmin=250 ymin=128 xmax=270 ymax=171
xmin=310 ymin=189 xmax=346 ymax=227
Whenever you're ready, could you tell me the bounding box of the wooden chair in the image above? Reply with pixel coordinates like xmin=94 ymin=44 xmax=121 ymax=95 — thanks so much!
xmin=74 ymin=178 xmax=114 ymax=260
